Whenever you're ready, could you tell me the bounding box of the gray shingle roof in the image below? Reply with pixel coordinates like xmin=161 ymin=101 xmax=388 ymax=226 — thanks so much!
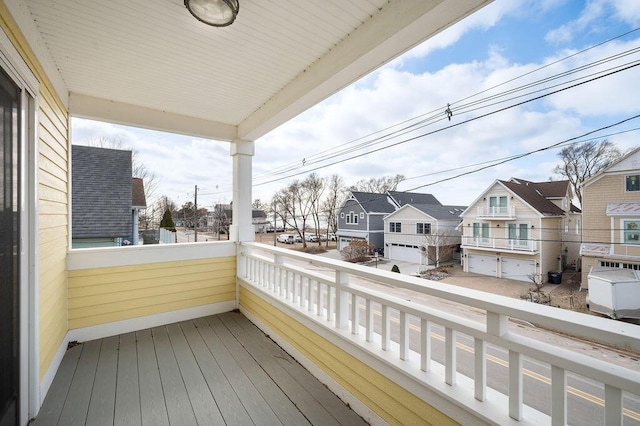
xmin=72 ymin=145 xmax=133 ymax=238
xmin=388 ymin=191 xmax=442 ymax=207
xmin=350 ymin=192 xmax=397 ymax=213
xmin=412 ymin=204 xmax=467 ymax=220
xmin=500 ymin=179 xmax=566 ymax=216
xmin=132 ymin=177 xmax=146 ymax=208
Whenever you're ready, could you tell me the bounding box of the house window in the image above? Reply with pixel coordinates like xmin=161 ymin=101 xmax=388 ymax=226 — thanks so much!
xmin=508 ymin=223 xmax=528 ymax=240
xmin=575 ymin=219 xmax=580 ymax=235
xmin=472 ymin=222 xmax=489 ymax=238
xmin=389 ymin=222 xmax=401 ymax=233
xmin=340 ymin=212 xmax=344 ymax=218
xmin=623 ymin=220 xmax=640 ymax=244
xmin=345 ymin=212 xmax=358 ymax=225
xmin=626 ymin=175 xmax=640 ymax=192
xmin=489 ymin=196 xmax=507 ymax=214
xmin=564 ymin=219 xmax=569 ymax=233
xmin=416 ymin=223 xmax=431 ymax=234
xmin=360 ymin=212 xmax=364 ymax=219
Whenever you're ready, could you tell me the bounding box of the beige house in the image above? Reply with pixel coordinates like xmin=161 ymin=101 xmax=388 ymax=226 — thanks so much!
xmin=580 ymin=147 xmax=640 ymax=288
xmin=460 ymin=178 xmax=581 ymax=283
xmin=383 ymin=203 xmax=465 ymax=268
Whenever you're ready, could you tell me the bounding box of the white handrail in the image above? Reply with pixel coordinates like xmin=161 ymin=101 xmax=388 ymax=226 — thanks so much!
xmin=238 ymin=242 xmax=640 ymax=424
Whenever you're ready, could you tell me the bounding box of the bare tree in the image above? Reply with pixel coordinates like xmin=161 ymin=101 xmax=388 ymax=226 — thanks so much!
xmin=421 ymin=230 xmax=458 ymax=269
xmin=273 ymin=177 xmax=318 ymax=248
xmin=349 ymin=174 xmax=405 ymax=193
xmin=210 ymin=204 xmax=231 ymax=239
xmin=305 ymin=173 xmax=325 ymax=244
xmin=553 ymin=140 xmax=621 ymax=206
xmin=321 ymin=174 xmax=344 ymax=243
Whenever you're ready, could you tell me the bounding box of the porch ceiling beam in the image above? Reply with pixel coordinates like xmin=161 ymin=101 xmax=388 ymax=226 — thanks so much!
xmin=239 ymin=0 xmax=492 ymax=141
xmin=69 ymin=93 xmax=237 ymax=142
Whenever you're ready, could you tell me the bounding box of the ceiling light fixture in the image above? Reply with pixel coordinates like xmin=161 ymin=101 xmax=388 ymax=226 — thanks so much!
xmin=184 ymin=0 xmax=239 ymax=27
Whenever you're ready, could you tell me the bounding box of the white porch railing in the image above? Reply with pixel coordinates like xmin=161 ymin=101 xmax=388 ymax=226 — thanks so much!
xmin=462 ymin=236 xmax=537 ymax=252
xmin=477 ymin=206 xmax=516 ymax=218
xmin=238 ymin=242 xmax=640 ymax=425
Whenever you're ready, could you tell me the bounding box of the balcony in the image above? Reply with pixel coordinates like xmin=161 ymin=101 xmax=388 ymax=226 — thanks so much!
xmin=462 ymin=236 xmax=538 ymax=252
xmin=41 ymin=242 xmax=640 ymax=425
xmin=477 ymin=206 xmax=516 ymax=219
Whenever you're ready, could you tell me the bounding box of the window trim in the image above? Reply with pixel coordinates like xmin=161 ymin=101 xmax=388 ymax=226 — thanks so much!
xmin=389 ymin=221 xmax=401 ymax=233
xmin=625 ymin=174 xmax=640 ymax=192
xmin=416 ymin=222 xmax=431 ymax=235
xmin=622 ymin=219 xmax=640 ymax=245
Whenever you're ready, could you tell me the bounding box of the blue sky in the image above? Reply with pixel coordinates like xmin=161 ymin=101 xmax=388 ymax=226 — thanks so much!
xmin=72 ymin=0 xmax=640 ymax=209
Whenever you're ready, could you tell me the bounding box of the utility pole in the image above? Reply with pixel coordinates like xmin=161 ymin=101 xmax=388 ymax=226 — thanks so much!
xmin=194 ymin=184 xmax=198 ymax=242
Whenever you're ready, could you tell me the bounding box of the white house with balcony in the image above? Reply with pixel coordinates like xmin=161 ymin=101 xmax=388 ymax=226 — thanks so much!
xmin=1 ymin=1 xmax=637 ymax=425
xmin=460 ymin=178 xmax=581 ymax=282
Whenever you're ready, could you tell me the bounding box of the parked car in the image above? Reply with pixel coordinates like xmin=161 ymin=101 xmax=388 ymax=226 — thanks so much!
xmin=305 ymin=234 xmax=319 ymax=242
xmin=294 ymin=235 xmax=303 ymax=243
xmin=327 ymin=233 xmax=336 ymax=241
xmin=277 ymin=234 xmax=294 ymax=244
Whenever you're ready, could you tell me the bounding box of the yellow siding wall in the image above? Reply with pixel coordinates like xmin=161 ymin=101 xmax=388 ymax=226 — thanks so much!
xmin=68 ymin=257 xmax=236 ymax=329
xmin=0 ymin=3 xmax=70 ymax=380
xmin=240 ymin=286 xmax=458 ymax=426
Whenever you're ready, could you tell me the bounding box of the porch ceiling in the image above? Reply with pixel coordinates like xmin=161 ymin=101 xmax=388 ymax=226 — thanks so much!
xmin=18 ymin=0 xmax=490 ymax=141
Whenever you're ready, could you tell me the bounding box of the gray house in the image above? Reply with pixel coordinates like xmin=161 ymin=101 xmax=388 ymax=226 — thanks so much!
xmin=72 ymin=145 xmax=145 ymax=248
xmin=337 ymin=191 xmax=445 ymax=252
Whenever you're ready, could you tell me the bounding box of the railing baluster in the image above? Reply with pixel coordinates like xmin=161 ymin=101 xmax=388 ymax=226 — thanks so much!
xmin=551 ymin=365 xmax=566 ymax=426
xmin=420 ymin=319 xmax=431 ymax=372
xmin=335 ymin=271 xmax=349 ymax=329
xmin=366 ymin=299 xmax=373 ymax=342
xmin=326 ymin=285 xmax=333 ymax=321
xmin=316 ymin=282 xmax=323 ymax=317
xmin=605 ymin=385 xmax=622 ymax=426
xmin=381 ymin=305 xmax=390 ymax=351
xmin=474 ymin=338 xmax=486 ymax=401
xmin=400 ymin=311 xmax=409 ymax=361
xmin=292 ymin=273 xmax=298 ymax=304
xmin=445 ymin=327 xmax=456 ymax=386
xmin=509 ymin=350 xmax=523 ymax=421
xmin=308 ymin=280 xmax=315 ymax=312
xmin=351 ymin=293 xmax=359 ymax=335
xmin=300 ymin=276 xmax=307 ymax=308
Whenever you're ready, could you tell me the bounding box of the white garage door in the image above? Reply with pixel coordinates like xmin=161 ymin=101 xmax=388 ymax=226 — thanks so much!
xmin=389 ymin=244 xmax=420 ymax=263
xmin=501 ymin=257 xmax=536 ymax=282
xmin=468 ymin=254 xmax=496 ymax=277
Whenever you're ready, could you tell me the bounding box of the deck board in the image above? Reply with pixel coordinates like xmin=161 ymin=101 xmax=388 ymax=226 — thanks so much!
xmin=193 ymin=316 xmax=284 ymax=425
xmin=36 ymin=344 xmax=83 ymax=425
xmin=206 ymin=315 xmax=311 ymax=425
xmin=57 ymin=339 xmax=101 ymax=426
xmin=114 ymin=333 xmax=141 ymax=426
xmin=179 ymin=321 xmax=254 ymax=425
xmin=136 ymin=329 xmax=170 ymax=426
xmin=36 ymin=313 xmax=367 ymax=425
xmin=86 ymin=336 xmax=118 ymax=426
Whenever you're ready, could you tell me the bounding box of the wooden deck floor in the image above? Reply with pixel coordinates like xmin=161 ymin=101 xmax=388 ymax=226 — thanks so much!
xmin=35 ymin=312 xmax=367 ymax=426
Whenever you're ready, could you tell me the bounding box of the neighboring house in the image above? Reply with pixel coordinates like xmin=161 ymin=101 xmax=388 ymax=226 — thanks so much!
xmin=336 ymin=190 xmax=454 ymax=254
xmin=336 ymin=191 xmax=400 ymax=251
xmin=384 ymin=204 xmax=466 ymax=267
xmin=72 ymin=146 xmax=145 ymax=248
xmin=580 ymin=147 xmax=640 ymax=288
xmin=208 ymin=204 xmax=269 ymax=234
xmin=460 ymin=178 xmax=580 ymax=283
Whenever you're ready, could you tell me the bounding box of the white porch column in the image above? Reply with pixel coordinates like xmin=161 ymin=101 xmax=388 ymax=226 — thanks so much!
xmin=230 ymin=139 xmax=255 ymax=242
